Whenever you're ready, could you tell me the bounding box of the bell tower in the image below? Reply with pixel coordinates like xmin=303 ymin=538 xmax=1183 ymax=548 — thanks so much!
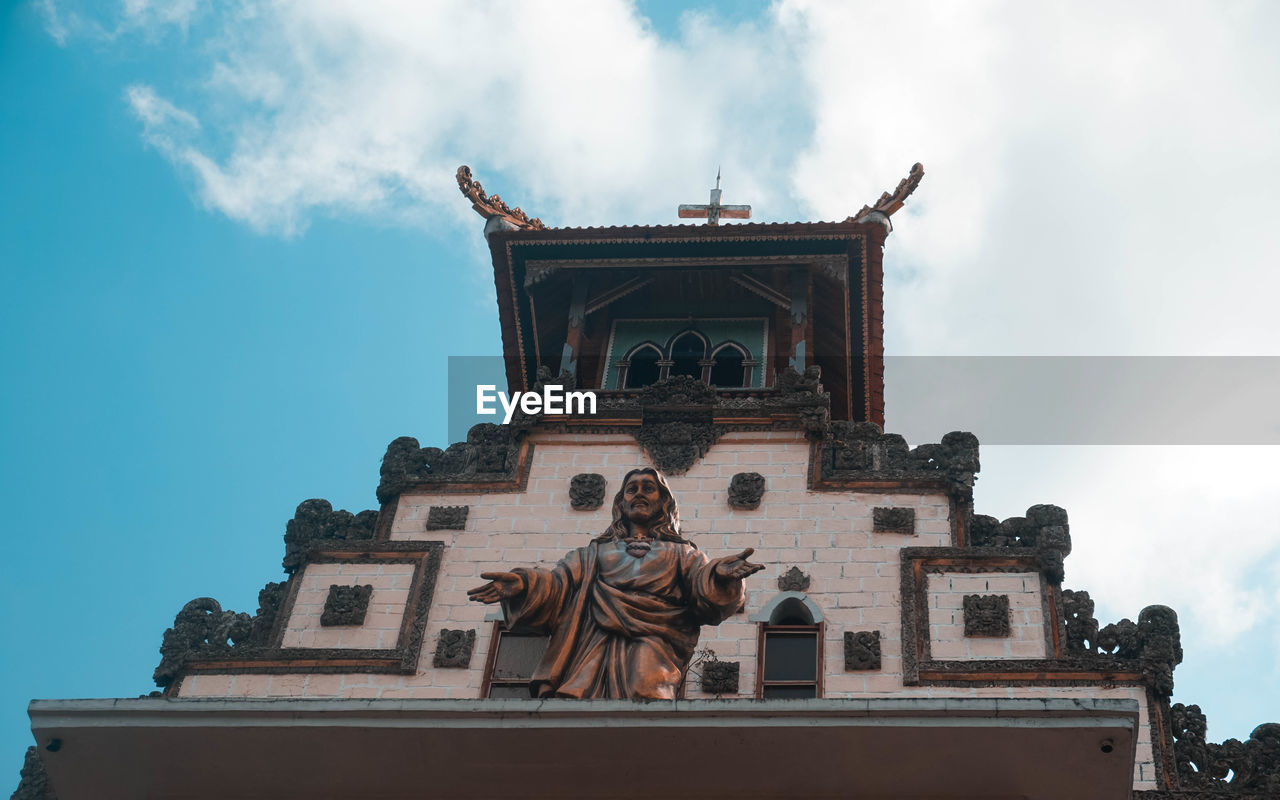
xmin=456 ymin=163 xmax=924 ymax=424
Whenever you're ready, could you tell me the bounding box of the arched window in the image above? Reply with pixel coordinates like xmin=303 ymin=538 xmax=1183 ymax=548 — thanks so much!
xmin=667 ymin=331 xmax=707 ymax=380
xmin=754 ymin=594 xmax=822 ymax=698
xmin=709 ymin=343 xmax=748 ymax=388
xmin=623 ymin=344 xmax=662 ymax=388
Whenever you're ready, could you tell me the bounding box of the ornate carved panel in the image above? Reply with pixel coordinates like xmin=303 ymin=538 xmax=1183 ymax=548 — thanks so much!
xmin=727 ymin=472 xmax=766 ymax=510
xmin=844 ymin=630 xmax=882 ymax=671
xmin=320 ymin=584 xmax=373 ymax=627
xmin=873 ymin=506 xmax=915 ymax=534
xmin=963 ymin=594 xmax=1011 ymax=637
xmin=569 ymin=473 xmax=606 ymax=510
xmin=777 ymin=567 xmax=811 ymax=593
xmin=433 ymin=629 xmax=477 ymax=668
xmin=426 ymin=505 xmax=469 ymax=531
xmin=700 ymin=660 xmax=741 ymax=695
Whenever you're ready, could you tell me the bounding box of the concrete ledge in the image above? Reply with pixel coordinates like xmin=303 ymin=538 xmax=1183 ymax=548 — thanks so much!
xmin=29 ymin=696 xmax=1141 ymax=800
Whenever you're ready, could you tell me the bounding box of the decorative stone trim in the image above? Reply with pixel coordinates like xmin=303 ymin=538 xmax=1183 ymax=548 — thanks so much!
xmin=777 ymin=566 xmax=811 ymax=593
xmin=569 ymin=473 xmax=606 ymax=510
xmin=377 ymin=423 xmax=526 ymax=504
xmin=844 ymin=630 xmax=881 ymax=671
xmin=1061 ymin=589 xmax=1183 ymax=696
xmin=872 ymin=506 xmax=915 ymax=534
xmin=727 ymin=472 xmax=766 ymax=510
xmin=153 ymin=581 xmax=287 ymax=688
xmin=968 ymin=504 xmax=1072 ymax=585
xmin=700 ymin=660 xmax=740 ymax=695
xmin=963 ymin=594 xmax=1010 ymax=637
xmin=282 ymin=499 xmax=377 ymax=574
xmin=12 ymin=746 xmax=55 ymax=800
xmin=320 ymin=584 xmax=373 ymax=627
xmin=433 ymin=629 xmax=477 ymax=668
xmin=426 ymin=505 xmax=469 ymax=531
xmin=1156 ymin=702 xmax=1280 ymax=796
xmin=820 ymin=422 xmax=978 ymax=504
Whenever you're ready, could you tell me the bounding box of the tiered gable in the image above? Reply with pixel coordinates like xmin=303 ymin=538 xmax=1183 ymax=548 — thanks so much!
xmin=19 ymin=168 xmax=1278 ymax=800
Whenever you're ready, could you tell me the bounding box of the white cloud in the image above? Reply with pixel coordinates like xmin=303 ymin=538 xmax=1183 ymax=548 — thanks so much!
xmin=975 ymin=445 xmax=1280 ymax=648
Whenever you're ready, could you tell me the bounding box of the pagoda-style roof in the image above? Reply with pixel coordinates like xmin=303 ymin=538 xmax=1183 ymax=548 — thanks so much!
xmin=456 ymin=165 xmax=923 ymax=427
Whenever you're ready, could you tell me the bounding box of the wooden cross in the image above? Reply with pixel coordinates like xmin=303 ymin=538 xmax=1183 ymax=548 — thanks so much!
xmin=678 ymin=169 xmax=751 ymax=225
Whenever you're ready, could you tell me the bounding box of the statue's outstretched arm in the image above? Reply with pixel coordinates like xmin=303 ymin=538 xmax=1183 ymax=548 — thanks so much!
xmin=466 ymin=572 xmax=526 ymax=604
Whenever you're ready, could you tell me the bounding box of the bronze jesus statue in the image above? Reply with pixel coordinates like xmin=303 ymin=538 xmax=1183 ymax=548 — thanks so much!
xmin=468 ymin=468 xmax=764 ymax=700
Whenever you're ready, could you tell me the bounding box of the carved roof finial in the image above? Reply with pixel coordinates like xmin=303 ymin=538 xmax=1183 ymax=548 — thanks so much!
xmin=849 ymin=162 xmax=925 ymax=225
xmin=456 ymin=165 xmax=546 ymax=230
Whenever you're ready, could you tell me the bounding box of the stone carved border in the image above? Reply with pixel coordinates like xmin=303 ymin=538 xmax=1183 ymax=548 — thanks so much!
xmin=900 ymin=548 xmax=1080 ymax=688
xmin=320 ymin=584 xmax=373 ymax=627
xmin=173 ymin=541 xmax=444 ymax=688
xmin=426 ymin=505 xmax=469 ymax=531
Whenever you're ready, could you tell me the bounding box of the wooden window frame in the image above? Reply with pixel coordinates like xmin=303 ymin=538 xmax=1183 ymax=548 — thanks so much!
xmin=480 ymin=622 xmax=549 ymax=699
xmin=755 ymin=622 xmax=824 ymax=699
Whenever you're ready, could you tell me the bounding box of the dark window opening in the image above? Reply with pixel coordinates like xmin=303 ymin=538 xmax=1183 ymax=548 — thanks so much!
xmin=668 ymin=332 xmax=705 ymax=379
xmin=710 ymin=346 xmax=747 ymax=388
xmin=759 ymin=626 xmax=820 ymax=699
xmin=484 ymin=626 xmax=550 ymax=699
xmin=759 ymin=598 xmax=820 ymax=698
xmin=624 ymin=347 xmax=662 ymax=388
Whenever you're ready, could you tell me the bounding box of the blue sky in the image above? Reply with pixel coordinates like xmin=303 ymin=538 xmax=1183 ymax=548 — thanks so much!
xmin=3 ymin=0 xmax=1279 ymax=777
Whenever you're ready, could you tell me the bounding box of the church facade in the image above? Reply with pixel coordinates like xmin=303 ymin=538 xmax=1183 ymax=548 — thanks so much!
xmin=16 ymin=167 xmax=1277 ymax=799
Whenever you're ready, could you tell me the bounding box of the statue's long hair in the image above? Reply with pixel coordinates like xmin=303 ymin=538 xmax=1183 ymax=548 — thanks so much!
xmin=595 ymin=468 xmax=693 ymax=546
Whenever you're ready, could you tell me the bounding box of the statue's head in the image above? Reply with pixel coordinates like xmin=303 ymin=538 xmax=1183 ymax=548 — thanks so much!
xmin=598 ymin=468 xmax=688 ymax=544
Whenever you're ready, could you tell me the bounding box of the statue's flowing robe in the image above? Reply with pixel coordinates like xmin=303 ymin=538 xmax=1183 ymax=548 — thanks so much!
xmin=502 ymin=538 xmax=743 ymax=699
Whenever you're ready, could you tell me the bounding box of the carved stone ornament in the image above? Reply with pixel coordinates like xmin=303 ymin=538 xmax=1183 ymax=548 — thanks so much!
xmin=152 ymin=581 xmax=287 ymax=687
xmin=777 ymin=566 xmax=811 ymax=592
xmin=727 ymin=472 xmax=766 ymax=510
xmin=633 ymin=418 xmax=721 ymax=475
xmin=872 ymin=506 xmax=915 ymax=534
xmin=426 ymin=505 xmax=469 ymax=531
xmin=962 ymin=594 xmax=1010 ymax=637
xmin=1060 ymin=589 xmax=1185 ymax=697
xmin=321 ymin=584 xmax=373 ymax=627
xmin=456 ymin=165 xmax=546 ymax=230
xmin=433 ymin=628 xmax=477 ymax=668
xmin=569 ymin=473 xmax=607 ymax=510
xmin=969 ymin=504 xmax=1072 ymax=584
xmin=844 ymin=630 xmax=882 ymax=671
xmin=12 ymin=746 xmax=55 ymax=800
xmin=822 ymin=423 xmax=979 ymax=506
xmin=282 ymin=499 xmax=377 ymax=574
xmin=700 ymin=660 xmax=741 ymax=695
xmin=378 ymin=423 xmax=518 ymax=503
xmin=1167 ymin=703 xmax=1280 ymax=795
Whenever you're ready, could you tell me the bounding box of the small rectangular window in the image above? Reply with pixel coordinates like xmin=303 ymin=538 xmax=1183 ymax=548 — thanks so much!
xmin=482 ymin=625 xmax=549 ymax=699
xmin=758 ymin=624 xmax=821 ymax=699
